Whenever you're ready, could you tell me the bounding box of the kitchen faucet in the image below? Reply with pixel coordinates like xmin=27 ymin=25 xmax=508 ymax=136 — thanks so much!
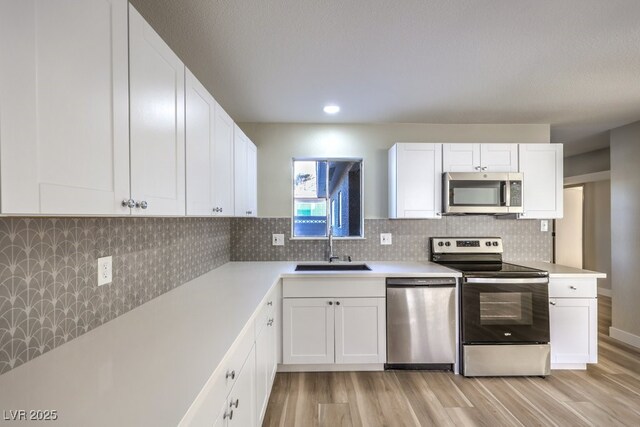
xmin=328 ymin=226 xmax=340 ymax=263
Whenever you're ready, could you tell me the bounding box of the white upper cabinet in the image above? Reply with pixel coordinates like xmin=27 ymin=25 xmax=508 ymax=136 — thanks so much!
xmin=443 ymin=143 xmax=518 ymax=172
xmin=234 ymin=126 xmax=258 ymax=217
xmin=129 ymin=4 xmax=185 ymax=216
xmin=389 ymin=143 xmax=443 ymax=219
xmin=213 ymin=105 xmax=235 ymax=216
xmin=0 ymin=0 xmax=130 ymax=215
xmin=185 ymin=68 xmax=216 ymax=216
xmin=519 ymin=144 xmax=563 ymax=218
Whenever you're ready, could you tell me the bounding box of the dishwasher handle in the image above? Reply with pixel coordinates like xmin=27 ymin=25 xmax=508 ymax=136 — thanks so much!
xmin=386 ymin=277 xmax=456 ymax=287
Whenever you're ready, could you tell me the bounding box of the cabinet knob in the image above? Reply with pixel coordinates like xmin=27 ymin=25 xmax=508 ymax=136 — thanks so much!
xmin=225 ymin=370 xmax=236 ymax=380
xmin=570 ymin=286 xmax=577 ymax=290
xmin=223 ymin=410 xmax=233 ymax=420
xmin=267 ymin=318 xmax=274 ymax=326
xmin=122 ymin=199 xmax=136 ymax=208
xmin=138 ymin=200 xmax=148 ymax=209
xmin=481 ymin=166 xmax=488 ymax=171
xmin=475 ymin=166 xmax=481 ymax=171
xmin=230 ymin=398 xmax=239 ymax=409
xmin=267 ymin=301 xmax=273 ymax=306
xmin=550 ymin=301 xmax=556 ymax=306
xmin=336 ymin=301 xmax=341 ymax=306
xmin=328 ymin=301 xmax=333 ymax=305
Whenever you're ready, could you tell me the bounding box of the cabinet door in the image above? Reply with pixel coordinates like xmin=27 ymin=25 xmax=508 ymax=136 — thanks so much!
xmin=335 ymin=298 xmax=386 ymax=364
xmin=212 ymin=398 xmax=230 ymax=427
xmin=391 ymin=143 xmax=443 ymax=218
xmin=0 ymin=0 xmax=130 ymax=215
xmin=213 ymin=105 xmax=235 ymax=216
xmin=246 ymin=142 xmax=258 ymax=217
xmin=185 ymin=68 xmax=215 ymax=216
xmin=233 ymin=126 xmax=248 ymax=216
xmin=480 ymin=144 xmax=518 ymax=172
xmin=518 ymin=144 xmax=563 ymax=219
xmin=129 ymin=5 xmax=185 ymax=216
xmin=442 ymin=144 xmax=480 ymax=172
xmin=255 ymin=316 xmax=276 ymax=425
xmin=228 ymin=346 xmax=256 ymax=427
xmin=283 ymin=298 xmax=334 ymax=365
xmin=549 ymin=298 xmax=597 ymax=364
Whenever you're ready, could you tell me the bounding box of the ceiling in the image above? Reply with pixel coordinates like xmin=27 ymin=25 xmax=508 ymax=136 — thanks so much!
xmin=130 ymin=0 xmax=640 ymax=155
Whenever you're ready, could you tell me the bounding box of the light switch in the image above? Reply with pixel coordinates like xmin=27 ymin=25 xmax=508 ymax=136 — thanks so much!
xmin=540 ymin=220 xmax=549 ymax=232
xmin=97 ymin=256 xmax=112 ymax=286
xmin=380 ymin=233 xmax=392 ymax=245
xmin=272 ymin=234 xmax=285 ymax=246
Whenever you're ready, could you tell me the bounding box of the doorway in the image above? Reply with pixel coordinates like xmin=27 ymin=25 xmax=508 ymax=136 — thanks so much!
xmin=555 ymin=186 xmax=584 ymax=268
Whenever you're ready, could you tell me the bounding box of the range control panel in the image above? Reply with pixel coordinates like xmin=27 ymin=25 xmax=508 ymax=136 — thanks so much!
xmin=431 ymin=237 xmax=503 ymax=254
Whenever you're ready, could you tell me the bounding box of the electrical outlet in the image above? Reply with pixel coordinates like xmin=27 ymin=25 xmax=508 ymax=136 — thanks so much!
xmin=540 ymin=220 xmax=549 ymax=232
xmin=272 ymin=234 xmax=285 ymax=246
xmin=97 ymin=256 xmax=112 ymax=286
xmin=380 ymin=233 xmax=392 ymax=245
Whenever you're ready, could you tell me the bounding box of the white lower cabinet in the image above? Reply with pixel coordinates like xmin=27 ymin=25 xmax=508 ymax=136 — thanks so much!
xmin=548 ymin=278 xmax=598 ymax=369
xmin=283 ymin=297 xmax=386 ymax=365
xmin=213 ymin=346 xmax=256 ymax=427
xmin=255 ymin=288 xmax=279 ymax=425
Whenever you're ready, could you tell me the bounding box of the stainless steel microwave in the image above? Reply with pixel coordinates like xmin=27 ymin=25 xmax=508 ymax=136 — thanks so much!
xmin=443 ymin=172 xmax=523 ymax=214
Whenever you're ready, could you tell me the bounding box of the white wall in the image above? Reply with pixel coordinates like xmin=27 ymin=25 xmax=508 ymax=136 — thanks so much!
xmin=239 ymin=123 xmax=550 ymax=218
xmin=610 ymin=119 xmax=640 ymax=345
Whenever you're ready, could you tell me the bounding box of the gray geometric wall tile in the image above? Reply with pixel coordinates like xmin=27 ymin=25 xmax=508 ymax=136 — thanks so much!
xmin=231 ymin=217 xmax=552 ymax=263
xmin=0 ymin=217 xmax=230 ymax=376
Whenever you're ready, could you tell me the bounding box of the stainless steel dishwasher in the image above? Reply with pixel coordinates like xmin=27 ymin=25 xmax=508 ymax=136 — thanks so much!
xmin=386 ymin=277 xmax=457 ymax=370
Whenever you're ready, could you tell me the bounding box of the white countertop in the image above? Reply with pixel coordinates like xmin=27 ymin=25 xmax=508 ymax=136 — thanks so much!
xmin=0 ymin=260 xmax=458 ymax=427
xmin=514 ymin=261 xmax=606 ymax=278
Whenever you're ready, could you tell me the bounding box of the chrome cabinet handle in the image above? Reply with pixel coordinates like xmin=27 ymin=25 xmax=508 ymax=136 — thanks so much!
xmin=122 ymin=199 xmax=136 ymax=208
xmin=138 ymin=200 xmax=148 ymax=209
xmin=474 ymin=166 xmax=481 ymax=170
xmin=213 ymin=207 xmax=222 ymax=213
xmin=225 ymin=370 xmax=236 ymax=380
xmin=223 ymin=410 xmax=233 ymax=420
xmin=267 ymin=301 xmax=273 ymax=306
xmin=328 ymin=301 xmax=333 ymax=305
xmin=230 ymin=398 xmax=239 ymax=409
xmin=481 ymin=166 xmax=488 ymax=171
xmin=550 ymin=301 xmax=556 ymax=306
xmin=336 ymin=301 xmax=341 ymax=306
xmin=267 ymin=318 xmax=274 ymax=326
xmin=570 ymin=286 xmax=577 ymax=290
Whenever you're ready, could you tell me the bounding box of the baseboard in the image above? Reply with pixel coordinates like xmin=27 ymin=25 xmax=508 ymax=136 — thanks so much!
xmin=278 ymin=363 xmax=384 ymax=372
xmin=610 ymin=327 xmax=640 ymax=349
xmin=598 ymin=287 xmax=612 ymax=297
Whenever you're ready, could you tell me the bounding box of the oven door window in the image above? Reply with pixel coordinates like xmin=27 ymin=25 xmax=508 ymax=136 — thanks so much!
xmin=479 ymin=292 xmax=532 ymax=326
xmin=462 ymin=282 xmax=549 ymax=343
xmin=449 ymin=181 xmax=503 ymax=206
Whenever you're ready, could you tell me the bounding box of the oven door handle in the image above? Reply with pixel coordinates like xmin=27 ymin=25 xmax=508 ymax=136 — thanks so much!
xmin=464 ymin=277 xmax=548 ymax=284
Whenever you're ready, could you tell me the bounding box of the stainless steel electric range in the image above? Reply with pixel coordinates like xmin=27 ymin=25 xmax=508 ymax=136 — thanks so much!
xmin=430 ymin=237 xmax=551 ymax=377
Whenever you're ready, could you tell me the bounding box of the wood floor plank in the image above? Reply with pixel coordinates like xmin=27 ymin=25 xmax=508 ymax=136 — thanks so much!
xmin=263 ymin=296 xmax=640 ymax=427
xmin=393 ymin=370 xmax=455 ymax=426
xmin=318 ymin=403 xmax=353 ymax=427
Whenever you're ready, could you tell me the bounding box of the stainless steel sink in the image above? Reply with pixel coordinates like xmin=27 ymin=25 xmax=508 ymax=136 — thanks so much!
xmin=295 ymin=263 xmax=372 ymax=271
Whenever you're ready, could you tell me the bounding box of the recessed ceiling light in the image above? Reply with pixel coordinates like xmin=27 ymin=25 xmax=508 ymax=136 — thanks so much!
xmin=323 ymin=105 xmax=340 ymax=114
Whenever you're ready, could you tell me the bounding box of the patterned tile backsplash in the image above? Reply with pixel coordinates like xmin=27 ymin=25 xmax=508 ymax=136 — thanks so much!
xmin=231 ymin=216 xmax=552 ymax=263
xmin=0 ymin=217 xmax=230 ymax=375
xmin=1 ymin=214 xmax=550 ymax=376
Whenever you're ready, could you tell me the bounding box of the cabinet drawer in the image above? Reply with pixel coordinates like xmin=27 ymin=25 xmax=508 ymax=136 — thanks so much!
xmin=549 ymin=278 xmax=597 ymax=298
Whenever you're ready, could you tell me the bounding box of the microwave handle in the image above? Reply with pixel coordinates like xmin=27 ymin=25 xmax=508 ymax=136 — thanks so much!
xmin=503 ymin=181 xmax=511 ymax=207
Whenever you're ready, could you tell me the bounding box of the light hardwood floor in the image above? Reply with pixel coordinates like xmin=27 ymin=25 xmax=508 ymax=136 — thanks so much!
xmin=263 ymin=296 xmax=640 ymax=426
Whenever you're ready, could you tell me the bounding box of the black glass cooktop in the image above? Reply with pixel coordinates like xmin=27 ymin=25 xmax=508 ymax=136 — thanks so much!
xmin=437 ymin=262 xmax=548 ymax=278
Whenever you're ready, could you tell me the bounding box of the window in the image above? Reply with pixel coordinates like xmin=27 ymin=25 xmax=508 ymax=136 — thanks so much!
xmin=292 ymin=159 xmax=363 ymax=238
